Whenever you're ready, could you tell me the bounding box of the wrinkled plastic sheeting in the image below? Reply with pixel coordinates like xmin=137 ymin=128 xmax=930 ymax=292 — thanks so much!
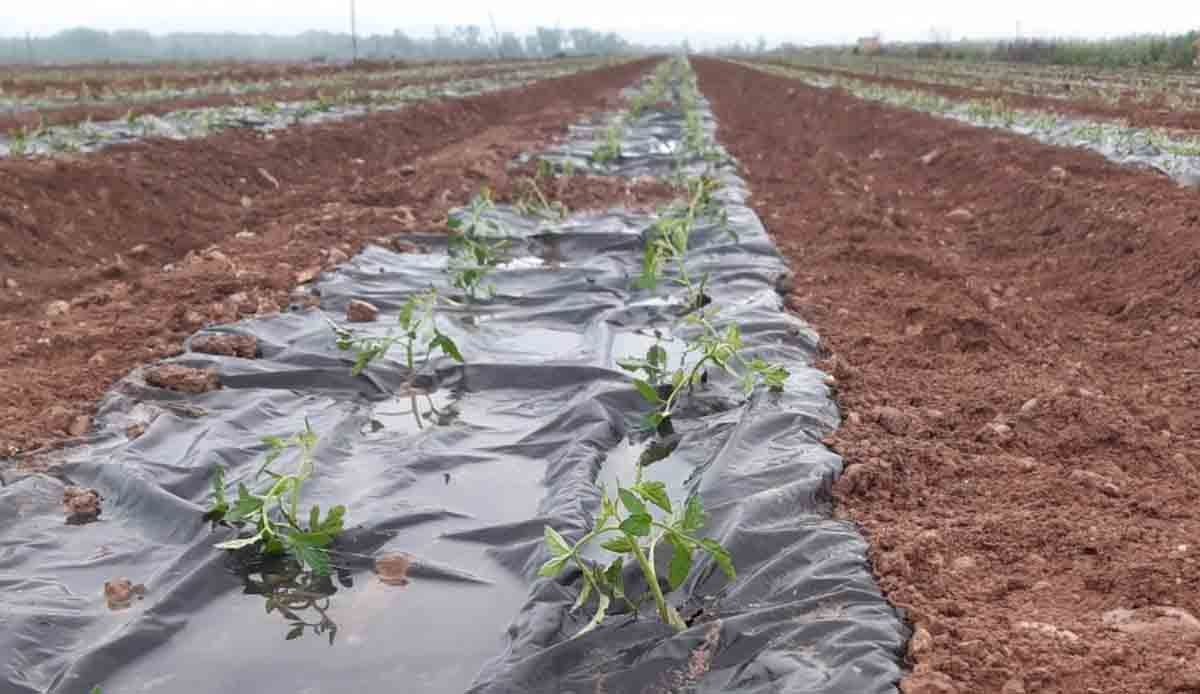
xmin=758 ymin=63 xmax=1200 ymax=188
xmin=0 ymin=67 xmax=587 ymax=160
xmin=0 ymin=72 xmax=907 ymax=694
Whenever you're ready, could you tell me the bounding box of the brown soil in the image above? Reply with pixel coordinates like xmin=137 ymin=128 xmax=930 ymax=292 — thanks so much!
xmin=764 ymin=59 xmax=1200 ymax=134
xmin=0 ymin=62 xmax=536 ymax=132
xmin=696 ymin=57 xmax=1200 ymax=694
xmin=0 ymin=59 xmax=459 ymax=98
xmin=0 ymin=58 xmax=673 ymax=455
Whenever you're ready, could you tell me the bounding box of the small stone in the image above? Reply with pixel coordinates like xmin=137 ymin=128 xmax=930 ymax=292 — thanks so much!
xmin=1002 ymin=678 xmax=1027 ymax=694
xmin=128 ymin=243 xmax=150 ymax=257
xmin=4 ymin=277 xmax=18 ymax=289
xmin=63 ymin=486 xmax=102 ymax=524
xmin=1049 ymin=165 xmax=1068 ymax=180
xmin=190 ymin=333 xmax=258 ymax=359
xmin=68 ymin=415 xmax=90 ymax=437
xmin=126 ymin=422 xmax=147 ymax=440
xmin=1016 ymin=456 xmax=1039 ymax=472
xmin=45 ymin=300 xmax=70 ymax=318
xmin=908 ymin=625 xmax=934 ymax=659
xmin=375 ymin=553 xmax=413 ymax=586
xmin=240 ymin=195 xmax=253 ymax=208
xmin=1019 ymin=398 xmax=1040 ymax=416
xmin=235 ymin=230 xmax=257 ymax=240
xmin=951 ymin=556 xmax=977 ymax=572
xmin=869 ymin=149 xmax=885 ymax=160
xmin=946 ymin=208 xmax=975 ymax=223
xmin=873 ymin=405 xmax=915 ymax=436
xmin=1069 ymin=469 xmax=1122 ymax=497
xmin=103 ymin=578 xmax=146 ymax=609
xmin=295 ymin=266 xmax=320 ymax=284
xmin=346 ymin=299 xmax=379 ymax=323
xmin=976 ymin=421 xmax=1013 ymax=443
xmin=1102 ymin=606 xmax=1200 ymax=641
xmin=327 ymin=247 xmax=350 ymax=266
xmin=847 ymin=411 xmax=863 ymax=427
xmin=1016 ymin=620 xmax=1080 ymax=643
xmin=920 ymin=149 xmax=943 ymax=166
xmin=144 ymin=364 xmax=220 ymax=394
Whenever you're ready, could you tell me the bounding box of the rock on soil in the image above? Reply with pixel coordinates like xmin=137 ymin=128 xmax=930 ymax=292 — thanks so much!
xmin=144 ymin=364 xmax=220 ymax=393
xmin=103 ymin=578 xmax=147 ymax=610
xmin=63 ymin=486 xmax=102 ymax=525
xmin=190 ymin=333 xmax=258 ymax=358
xmin=346 ymin=299 xmax=380 ymax=323
xmin=375 ymin=553 xmax=412 ymax=586
xmin=1102 ymin=606 xmax=1200 ymax=641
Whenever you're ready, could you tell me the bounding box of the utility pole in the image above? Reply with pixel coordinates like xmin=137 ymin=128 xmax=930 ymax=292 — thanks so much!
xmin=349 ymin=0 xmax=358 ymax=63
xmin=488 ymin=12 xmax=502 ymax=59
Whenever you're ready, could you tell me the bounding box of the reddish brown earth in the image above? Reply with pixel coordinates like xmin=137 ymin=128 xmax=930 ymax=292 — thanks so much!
xmin=0 ymin=58 xmax=673 ymax=455
xmin=0 ymin=59 xmax=462 ymax=98
xmin=0 ymin=62 xmax=552 ymax=131
xmin=762 ymin=59 xmax=1200 ymax=134
xmin=697 ymin=57 xmax=1200 ymax=694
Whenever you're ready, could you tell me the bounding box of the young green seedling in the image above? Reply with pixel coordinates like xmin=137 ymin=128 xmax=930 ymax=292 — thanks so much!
xmin=205 ymin=422 xmax=345 ymax=575
xmin=447 ymin=189 xmax=508 ymax=301
xmin=541 ymin=482 xmax=733 ymax=636
xmin=591 ymin=119 xmax=624 ymax=165
xmin=332 ymin=288 xmax=463 ymax=376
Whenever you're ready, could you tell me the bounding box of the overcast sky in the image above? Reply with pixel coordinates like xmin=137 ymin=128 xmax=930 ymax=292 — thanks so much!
xmin=4 ymin=0 xmax=1198 ymax=47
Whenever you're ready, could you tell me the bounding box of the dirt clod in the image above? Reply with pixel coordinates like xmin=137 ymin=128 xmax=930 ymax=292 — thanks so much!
xmin=191 ymin=333 xmax=258 ymax=358
xmin=346 ymin=299 xmax=380 ymax=323
xmin=103 ymin=578 xmax=147 ymax=609
xmin=144 ymin=364 xmax=220 ymax=393
xmin=375 ymin=552 xmax=412 ymax=586
xmin=63 ymin=486 xmax=102 ymax=524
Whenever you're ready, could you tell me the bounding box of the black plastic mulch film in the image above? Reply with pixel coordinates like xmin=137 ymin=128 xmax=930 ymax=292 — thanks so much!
xmin=0 ymin=62 xmax=908 ymax=694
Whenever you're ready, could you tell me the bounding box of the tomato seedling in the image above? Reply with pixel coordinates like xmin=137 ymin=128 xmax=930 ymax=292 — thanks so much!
xmin=541 ymin=481 xmax=733 ymax=636
xmin=205 ymin=422 xmax=345 ymax=575
xmin=332 ymin=288 xmax=463 ymax=376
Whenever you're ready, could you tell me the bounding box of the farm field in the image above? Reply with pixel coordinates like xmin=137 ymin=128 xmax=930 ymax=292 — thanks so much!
xmin=760 ymin=54 xmax=1200 ymax=132
xmin=693 ymin=57 xmax=1200 ymax=693
xmin=2 ymin=51 xmax=1200 ymax=694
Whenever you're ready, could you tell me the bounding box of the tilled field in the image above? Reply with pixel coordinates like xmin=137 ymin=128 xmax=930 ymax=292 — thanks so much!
xmin=0 ymin=58 xmax=670 ymax=455
xmin=6 ymin=53 xmax=1200 ymax=694
xmin=695 ymin=57 xmax=1200 ymax=694
xmin=762 ymin=58 xmax=1200 ymax=133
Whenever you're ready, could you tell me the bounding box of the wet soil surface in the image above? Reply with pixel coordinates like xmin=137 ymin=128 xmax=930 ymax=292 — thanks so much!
xmin=696 ymin=57 xmax=1200 ymax=694
xmin=766 ymin=60 xmax=1200 ymax=134
xmin=0 ymin=58 xmax=674 ymax=455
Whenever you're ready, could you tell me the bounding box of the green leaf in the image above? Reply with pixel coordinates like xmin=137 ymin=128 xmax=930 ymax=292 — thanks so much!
xmin=633 ymin=379 xmax=663 ymax=405
xmin=648 ymin=344 xmax=667 ymax=369
xmin=619 ymin=512 xmax=651 ymax=537
xmin=316 ymin=505 xmax=346 ymax=535
xmin=699 ymin=538 xmax=736 ymax=580
xmin=544 ymin=525 xmax=572 ymax=557
xmin=282 ymin=532 xmax=332 ymax=575
xmin=286 ymin=624 xmax=305 ymax=640
xmin=398 ymin=297 xmax=417 ymax=331
xmin=604 ymin=557 xmax=625 ymax=599
xmin=682 ymin=495 xmax=706 ymax=532
xmin=668 ymin=539 xmax=694 ymax=590
xmin=211 ymin=466 xmax=227 ymax=507
xmin=446 ymin=216 xmax=463 ymax=230
xmin=635 ymin=480 xmax=672 ymax=513
xmin=538 ymin=554 xmax=569 ymax=577
xmin=430 ymin=332 xmax=464 ymax=363
xmin=601 ymin=536 xmax=635 ymax=553
xmin=224 ymin=485 xmax=264 ymax=524
xmin=618 ymin=488 xmax=647 ymax=516
xmin=616 ymin=358 xmax=645 ymax=373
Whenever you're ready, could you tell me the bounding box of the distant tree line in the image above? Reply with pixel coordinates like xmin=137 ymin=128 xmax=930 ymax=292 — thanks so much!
xmin=0 ymin=26 xmax=634 ymax=64
xmin=787 ymin=31 xmax=1200 ymax=71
